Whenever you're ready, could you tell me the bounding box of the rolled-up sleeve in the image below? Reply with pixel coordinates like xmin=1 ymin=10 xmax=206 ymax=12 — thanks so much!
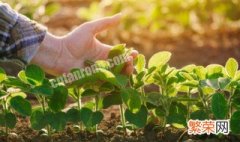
xmin=0 ymin=3 xmax=46 ymax=65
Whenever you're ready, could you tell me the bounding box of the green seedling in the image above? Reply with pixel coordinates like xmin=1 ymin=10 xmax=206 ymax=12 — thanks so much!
xmin=0 ymin=68 xmax=31 ymax=135
xmin=9 ymin=65 xmax=69 ymax=136
xmin=1 ymin=47 xmax=240 ymax=138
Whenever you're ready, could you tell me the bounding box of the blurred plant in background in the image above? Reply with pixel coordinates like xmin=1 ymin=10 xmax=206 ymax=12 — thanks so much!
xmin=78 ymin=0 xmax=240 ymax=34
xmin=1 ymin=0 xmax=60 ymax=22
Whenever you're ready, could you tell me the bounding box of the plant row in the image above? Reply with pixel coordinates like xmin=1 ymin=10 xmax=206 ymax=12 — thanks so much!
xmin=0 ymin=44 xmax=240 ymax=137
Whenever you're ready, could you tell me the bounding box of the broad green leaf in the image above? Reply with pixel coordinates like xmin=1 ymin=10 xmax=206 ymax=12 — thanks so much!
xmin=234 ymin=71 xmax=240 ymax=80
xmin=181 ymin=64 xmax=196 ymax=72
xmin=135 ymin=54 xmax=145 ymax=73
xmin=179 ymin=72 xmax=194 ymax=80
xmin=50 ymin=112 xmax=67 ymax=131
xmin=95 ymin=60 xmax=110 ymax=69
xmin=167 ymin=102 xmax=187 ymax=128
xmin=83 ymin=101 xmax=95 ymax=110
xmin=166 ymin=86 xmax=178 ymax=97
xmin=70 ymin=68 xmax=99 ymax=86
xmin=211 ymin=93 xmax=228 ymax=119
xmin=96 ymin=68 xmax=119 ymax=86
xmin=0 ymin=90 xmax=7 ymax=98
xmin=125 ymin=105 xmax=148 ymax=128
xmin=99 ymin=82 xmax=115 ymax=92
xmin=155 ymin=106 xmax=165 ymax=117
xmin=0 ymin=113 xmax=17 ymax=129
xmin=80 ymin=108 xmax=103 ymax=127
xmin=113 ymin=64 xmax=125 ymax=74
xmin=48 ymin=86 xmax=68 ymax=112
xmin=80 ymin=107 xmax=92 ymax=127
xmin=120 ymin=89 xmax=129 ymax=104
xmin=81 ymin=89 xmax=98 ymax=97
xmin=147 ymin=92 xmax=161 ymax=106
xmin=145 ymin=67 xmax=157 ymax=84
xmin=25 ymin=65 xmax=45 ymax=85
xmin=181 ymin=80 xmax=199 ymax=88
xmin=225 ymin=58 xmax=238 ymax=78
xmin=120 ymin=88 xmax=141 ymax=113
xmin=230 ymin=111 xmax=240 ymax=134
xmin=202 ymin=87 xmax=215 ymax=95
xmin=232 ymin=96 xmax=240 ymax=110
xmin=10 ymin=92 xmax=27 ymax=98
xmin=30 ymin=85 xmax=54 ymax=96
xmin=3 ymin=77 xmax=30 ymax=90
xmin=169 ymin=102 xmax=187 ymax=116
xmin=68 ymin=87 xmax=78 ymax=100
xmin=103 ymin=94 xmax=122 ymax=109
xmin=66 ymin=108 xmax=81 ymax=123
xmin=109 ymin=45 xmax=128 ymax=73
xmin=91 ymin=111 xmax=104 ymax=126
xmin=200 ymin=79 xmax=219 ymax=89
xmin=133 ymin=71 xmax=145 ymax=89
xmin=218 ymin=78 xmax=231 ymax=89
xmin=108 ymin=44 xmax=125 ymax=59
xmin=190 ymin=110 xmax=208 ymax=120
xmin=18 ymin=70 xmax=28 ymax=84
xmin=167 ymin=113 xmax=186 ymax=128
xmin=115 ymin=74 xmax=128 ymax=87
xmin=128 ymin=89 xmax=141 ymax=113
xmin=0 ymin=114 xmax=4 ymax=126
xmin=10 ymin=96 xmax=32 ymax=116
xmin=0 ymin=67 xmax=7 ymax=82
xmin=200 ymin=78 xmax=230 ymax=90
xmin=148 ymin=51 xmax=171 ymax=68
xmin=167 ymin=76 xmax=178 ymax=86
xmin=194 ymin=66 xmax=206 ymax=80
xmin=5 ymin=113 xmax=17 ymax=129
xmin=6 ymin=92 xmax=27 ymax=104
xmin=30 ymin=109 xmax=47 ymax=130
xmin=206 ymin=64 xmax=223 ymax=79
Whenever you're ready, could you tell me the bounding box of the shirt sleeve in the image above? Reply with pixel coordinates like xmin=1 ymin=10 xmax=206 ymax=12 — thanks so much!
xmin=0 ymin=3 xmax=47 ymax=65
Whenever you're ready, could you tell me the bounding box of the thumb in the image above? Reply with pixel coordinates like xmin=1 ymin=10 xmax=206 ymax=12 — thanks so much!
xmin=87 ymin=13 xmax=122 ymax=34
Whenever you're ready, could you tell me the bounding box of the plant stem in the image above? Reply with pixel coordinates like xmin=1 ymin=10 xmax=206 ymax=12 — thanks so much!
xmin=119 ymin=104 xmax=126 ymax=133
xmin=187 ymin=88 xmax=191 ymax=121
xmin=41 ymin=97 xmax=46 ymax=112
xmin=77 ymin=95 xmax=83 ymax=131
xmin=162 ymin=88 xmax=168 ymax=129
xmin=95 ymin=95 xmax=100 ymax=140
xmin=141 ymin=87 xmax=146 ymax=106
xmin=41 ymin=96 xmax=52 ymax=137
xmin=227 ymin=87 xmax=234 ymax=119
xmin=2 ymin=98 xmax=9 ymax=135
xmin=198 ymin=87 xmax=209 ymax=116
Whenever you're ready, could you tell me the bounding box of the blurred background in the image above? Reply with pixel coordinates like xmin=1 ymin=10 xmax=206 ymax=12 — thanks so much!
xmin=1 ymin=0 xmax=240 ymax=74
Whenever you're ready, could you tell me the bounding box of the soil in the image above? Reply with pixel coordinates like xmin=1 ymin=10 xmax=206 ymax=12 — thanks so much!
xmin=1 ymin=112 xmax=240 ymax=142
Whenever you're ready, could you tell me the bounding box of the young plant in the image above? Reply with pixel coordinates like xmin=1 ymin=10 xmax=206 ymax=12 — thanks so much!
xmin=0 ymin=68 xmax=31 ymax=135
xmin=141 ymin=52 xmax=186 ymax=129
xmin=8 ymin=65 xmax=69 ymax=136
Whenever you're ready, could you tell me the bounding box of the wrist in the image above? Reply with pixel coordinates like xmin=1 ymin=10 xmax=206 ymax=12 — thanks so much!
xmin=31 ymin=32 xmax=63 ymax=75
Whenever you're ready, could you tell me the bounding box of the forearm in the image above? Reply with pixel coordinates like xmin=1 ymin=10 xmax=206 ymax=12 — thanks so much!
xmin=30 ymin=33 xmax=63 ymax=75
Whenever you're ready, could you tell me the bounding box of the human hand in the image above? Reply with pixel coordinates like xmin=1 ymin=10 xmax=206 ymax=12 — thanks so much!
xmin=31 ymin=14 xmax=138 ymax=76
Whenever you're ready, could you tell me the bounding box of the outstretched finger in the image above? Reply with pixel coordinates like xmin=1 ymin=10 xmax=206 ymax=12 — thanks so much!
xmin=87 ymin=13 xmax=121 ymax=34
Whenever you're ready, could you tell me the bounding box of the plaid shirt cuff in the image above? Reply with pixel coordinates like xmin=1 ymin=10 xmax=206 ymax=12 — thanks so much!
xmin=0 ymin=3 xmax=47 ymax=65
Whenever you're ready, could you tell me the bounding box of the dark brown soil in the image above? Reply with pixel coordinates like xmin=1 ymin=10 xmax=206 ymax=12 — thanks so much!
xmin=1 ymin=112 xmax=240 ymax=142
